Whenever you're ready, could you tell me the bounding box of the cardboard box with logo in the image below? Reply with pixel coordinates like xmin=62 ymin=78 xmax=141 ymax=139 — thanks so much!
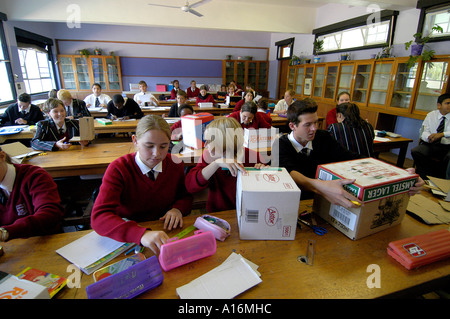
xmin=243 ymin=128 xmax=278 ymax=150
xmin=181 ymin=113 xmax=214 ymax=149
xmin=236 ymin=167 xmax=301 ymax=240
xmin=313 ymin=158 xmax=418 ymax=240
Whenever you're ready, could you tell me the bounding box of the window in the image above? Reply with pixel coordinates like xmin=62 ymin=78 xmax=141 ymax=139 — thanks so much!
xmin=421 ymin=4 xmax=450 ymax=38
xmin=313 ymin=10 xmax=398 ymax=54
xmin=275 ymin=38 xmax=294 ymax=60
xmin=0 ymin=14 xmax=15 ymax=106
xmin=18 ymin=47 xmax=54 ymax=94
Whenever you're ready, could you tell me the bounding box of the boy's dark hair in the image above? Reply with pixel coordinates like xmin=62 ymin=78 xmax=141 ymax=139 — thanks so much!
xmin=241 ymin=101 xmax=257 ymax=114
xmin=178 ymin=103 xmax=194 ymax=116
xmin=438 ymin=93 xmax=450 ymax=105
xmin=18 ymin=93 xmax=31 ymax=103
xmin=177 ymin=90 xmax=187 ymax=98
xmin=112 ymin=94 xmax=125 ymax=104
xmin=287 ymin=99 xmax=318 ymax=125
xmin=336 ymin=102 xmax=366 ymax=128
xmin=257 ymin=98 xmax=268 ymax=110
xmin=138 ymin=80 xmax=147 ymax=86
xmin=92 ymin=83 xmax=102 ymax=89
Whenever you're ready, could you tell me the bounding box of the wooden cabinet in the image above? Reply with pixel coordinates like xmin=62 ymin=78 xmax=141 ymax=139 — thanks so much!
xmin=222 ymin=60 xmax=268 ymax=92
xmin=58 ymin=55 xmax=123 ymax=92
xmin=286 ymin=55 xmax=450 ymax=121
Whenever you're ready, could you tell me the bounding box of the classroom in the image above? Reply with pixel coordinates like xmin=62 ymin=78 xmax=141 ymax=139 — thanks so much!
xmin=0 ymin=0 xmax=449 ymax=303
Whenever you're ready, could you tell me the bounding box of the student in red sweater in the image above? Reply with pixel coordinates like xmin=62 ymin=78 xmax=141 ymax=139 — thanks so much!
xmin=0 ymin=148 xmax=64 ymax=242
xmin=91 ymin=115 xmax=192 ymax=254
xmin=170 ymin=104 xmax=194 ymax=141
xmin=185 ymin=117 xmax=267 ymax=213
xmin=228 ymin=101 xmax=272 ymax=129
xmin=325 ymin=91 xmax=351 ymax=128
xmin=187 ymin=80 xmax=200 ymax=99
xmin=256 ymin=98 xmax=272 ymax=125
xmin=232 ymin=90 xmax=254 ymax=112
xmin=196 ymin=85 xmax=215 ymax=106
xmin=170 ymin=79 xmax=181 ymax=99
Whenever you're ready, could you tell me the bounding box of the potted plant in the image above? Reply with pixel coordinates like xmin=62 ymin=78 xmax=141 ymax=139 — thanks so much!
xmin=404 ymin=24 xmax=443 ymax=68
xmin=79 ymin=49 xmax=90 ymax=58
xmin=290 ymin=55 xmax=301 ymax=66
xmin=375 ymin=46 xmax=392 ymax=59
xmin=94 ymin=48 xmax=103 ymax=55
xmin=245 ymin=56 xmax=253 ymax=61
xmin=313 ymin=39 xmax=324 ymax=63
xmin=340 ymin=52 xmax=350 ymax=61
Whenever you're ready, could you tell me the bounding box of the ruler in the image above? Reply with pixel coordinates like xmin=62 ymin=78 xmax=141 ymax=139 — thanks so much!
xmin=173 ymin=225 xmax=196 ymax=239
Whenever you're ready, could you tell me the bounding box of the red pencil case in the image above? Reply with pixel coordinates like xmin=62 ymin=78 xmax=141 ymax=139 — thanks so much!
xmin=387 ymin=229 xmax=450 ymax=270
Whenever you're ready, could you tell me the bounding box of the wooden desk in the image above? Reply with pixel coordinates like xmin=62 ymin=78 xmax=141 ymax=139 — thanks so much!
xmin=22 ymin=142 xmax=134 ymax=178
xmin=1 ymin=197 xmax=448 ymax=299
xmin=89 ymin=106 xmax=233 ymax=118
xmin=373 ymin=136 xmax=413 ymax=168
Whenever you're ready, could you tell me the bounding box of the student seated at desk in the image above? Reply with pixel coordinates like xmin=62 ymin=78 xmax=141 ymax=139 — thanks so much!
xmin=275 ymin=99 xmax=424 ymax=208
xmin=273 ymin=89 xmax=295 ymax=115
xmin=327 ymin=102 xmax=375 ymax=157
xmin=133 ymin=80 xmax=159 ymax=107
xmin=57 ymin=89 xmax=91 ymax=119
xmin=187 ymin=80 xmax=200 ymax=99
xmin=226 ymin=84 xmax=240 ymax=98
xmin=91 ymin=115 xmax=192 ymax=255
xmin=107 ymin=94 xmax=144 ymax=120
xmin=232 ymin=89 xmax=254 ymax=112
xmin=326 ymin=91 xmax=351 ymax=128
xmin=168 ymin=90 xmax=187 ymax=117
xmin=216 ymin=85 xmax=227 ymax=103
xmin=0 ymin=147 xmax=64 ymax=242
xmin=256 ymin=98 xmax=272 ymax=125
xmin=227 ymin=101 xmax=272 ymax=130
xmin=0 ymin=93 xmax=44 ymax=126
xmin=83 ymin=83 xmax=111 ymax=109
xmin=185 ymin=117 xmax=267 ymax=213
xmin=170 ymin=104 xmax=194 ymax=141
xmin=196 ymin=85 xmax=215 ymax=106
xmin=170 ymin=79 xmax=181 ymax=100
xmin=31 ymin=98 xmax=89 ymax=151
xmin=229 ymin=81 xmax=242 ymax=95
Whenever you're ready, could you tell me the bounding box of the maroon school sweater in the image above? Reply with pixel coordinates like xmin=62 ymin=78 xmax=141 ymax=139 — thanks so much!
xmin=0 ymin=164 xmax=64 ymax=240
xmin=91 ymin=153 xmax=192 ymax=244
xmin=185 ymin=148 xmax=265 ymax=213
xmin=227 ymin=111 xmax=272 ymax=129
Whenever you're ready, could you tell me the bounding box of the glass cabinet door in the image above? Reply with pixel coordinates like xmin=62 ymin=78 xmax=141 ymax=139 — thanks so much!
xmin=257 ymin=62 xmax=267 ymax=91
xmin=324 ymin=65 xmax=338 ymax=100
xmin=295 ymin=67 xmax=304 ymax=95
xmin=414 ymin=60 xmax=449 ymax=113
xmin=247 ymin=62 xmax=257 ymax=87
xmin=105 ymin=57 xmax=120 ymax=90
xmin=75 ymin=57 xmax=90 ymax=90
xmin=91 ymin=57 xmax=106 ymax=89
xmin=368 ymin=62 xmax=393 ymax=107
xmin=313 ymin=66 xmax=325 ymax=98
xmin=388 ymin=61 xmax=419 ymax=111
xmin=287 ymin=67 xmax=295 ymax=91
xmin=352 ymin=63 xmax=372 ymax=104
xmin=337 ymin=63 xmax=354 ymax=95
xmin=225 ymin=61 xmax=235 ymax=85
xmin=303 ymin=66 xmax=314 ymax=96
xmin=60 ymin=56 xmax=77 ymax=90
xmin=236 ymin=61 xmax=245 ymax=88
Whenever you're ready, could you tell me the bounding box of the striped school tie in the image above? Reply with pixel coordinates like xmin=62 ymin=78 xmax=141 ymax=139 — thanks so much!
xmin=95 ymin=97 xmax=100 ymax=108
xmin=437 ymin=117 xmax=445 ymax=133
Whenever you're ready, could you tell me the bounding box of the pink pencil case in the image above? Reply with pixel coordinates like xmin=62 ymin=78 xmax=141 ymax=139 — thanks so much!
xmin=158 ymin=230 xmax=216 ymax=272
xmin=194 ymin=214 xmax=231 ymax=241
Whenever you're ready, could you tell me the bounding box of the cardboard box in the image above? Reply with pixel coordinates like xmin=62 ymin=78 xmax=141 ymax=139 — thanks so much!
xmin=236 ymin=167 xmax=301 ymax=240
xmin=181 ymin=113 xmax=214 ymax=149
xmin=243 ymin=128 xmax=278 ymax=150
xmin=78 ymin=117 xmax=95 ymax=140
xmin=156 ymin=84 xmax=167 ymax=92
xmin=0 ymin=271 xmax=50 ymax=299
xmin=314 ymin=158 xmax=418 ymax=240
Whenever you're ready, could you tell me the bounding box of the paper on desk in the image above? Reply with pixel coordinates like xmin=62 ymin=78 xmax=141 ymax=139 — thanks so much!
xmin=176 ymin=252 xmax=262 ymax=299
xmin=1 ymin=141 xmax=41 ymax=160
xmin=56 ymin=231 xmax=125 ymax=270
xmin=407 ymin=194 xmax=450 ymax=224
xmin=374 ymin=136 xmax=390 ymax=142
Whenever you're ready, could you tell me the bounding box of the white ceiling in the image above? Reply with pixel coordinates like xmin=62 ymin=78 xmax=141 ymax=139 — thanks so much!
xmin=1 ymin=0 xmax=417 ymax=33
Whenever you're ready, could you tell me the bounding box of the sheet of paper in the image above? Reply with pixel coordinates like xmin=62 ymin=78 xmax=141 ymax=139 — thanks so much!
xmin=176 ymin=253 xmax=262 ymax=299
xmin=56 ymin=231 xmax=125 ymax=269
xmin=374 ymin=136 xmax=390 ymax=142
xmin=1 ymin=141 xmax=42 ymax=158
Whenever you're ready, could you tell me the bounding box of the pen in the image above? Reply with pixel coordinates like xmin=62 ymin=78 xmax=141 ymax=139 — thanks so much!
xmin=350 ymin=200 xmax=361 ymax=207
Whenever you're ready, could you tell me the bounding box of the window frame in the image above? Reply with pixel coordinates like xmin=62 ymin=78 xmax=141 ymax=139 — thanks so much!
xmin=417 ymin=0 xmax=450 ymax=43
xmin=275 ymin=37 xmax=294 ymax=60
xmin=312 ymin=10 xmax=399 ymax=55
xmin=0 ymin=13 xmax=16 ymax=107
xmin=18 ymin=46 xmax=55 ymax=95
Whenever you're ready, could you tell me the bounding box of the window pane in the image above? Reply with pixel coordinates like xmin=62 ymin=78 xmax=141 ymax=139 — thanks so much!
xmin=18 ymin=47 xmax=55 ymax=94
xmin=423 ymin=5 xmax=450 ymax=36
xmin=0 ymin=62 xmax=14 ymax=102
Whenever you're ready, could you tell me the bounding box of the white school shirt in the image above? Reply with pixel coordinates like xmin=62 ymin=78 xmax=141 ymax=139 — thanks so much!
xmin=288 ymin=131 xmax=313 ymax=155
xmin=135 ymin=152 xmax=162 ymax=179
xmin=421 ymin=110 xmax=450 ymax=145
xmin=133 ymin=91 xmax=157 ymax=106
xmin=84 ymin=93 xmax=111 ymax=107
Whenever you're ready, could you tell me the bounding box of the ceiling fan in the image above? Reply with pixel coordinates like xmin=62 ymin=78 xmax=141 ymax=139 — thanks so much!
xmin=148 ymin=0 xmax=212 ymax=17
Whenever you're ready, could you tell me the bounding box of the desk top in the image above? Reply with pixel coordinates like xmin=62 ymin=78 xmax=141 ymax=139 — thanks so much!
xmin=0 ymin=196 xmax=448 ymax=299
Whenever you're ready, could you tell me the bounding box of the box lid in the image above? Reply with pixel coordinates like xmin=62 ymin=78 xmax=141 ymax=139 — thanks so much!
xmin=239 ymin=167 xmax=300 ymax=193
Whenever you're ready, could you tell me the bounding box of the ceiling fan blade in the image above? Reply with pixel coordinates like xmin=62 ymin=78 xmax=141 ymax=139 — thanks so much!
xmin=189 ymin=0 xmax=212 ymax=9
xmin=188 ymin=8 xmax=203 ymax=17
xmin=147 ymin=3 xmax=179 ymax=8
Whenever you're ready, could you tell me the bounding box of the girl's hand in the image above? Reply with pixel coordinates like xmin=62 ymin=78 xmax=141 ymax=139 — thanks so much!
xmin=215 ymin=158 xmax=246 ymax=177
xmin=253 ymin=163 xmax=270 ymax=169
xmin=160 ymin=208 xmax=183 ymax=231
xmin=140 ymin=230 xmax=169 ymax=255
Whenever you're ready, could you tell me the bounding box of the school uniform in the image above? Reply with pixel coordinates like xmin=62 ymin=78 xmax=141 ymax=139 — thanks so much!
xmin=170 ymin=88 xmax=180 ymax=100
xmin=327 ymin=119 xmax=375 ymax=157
xmin=187 ymin=87 xmax=200 ymax=99
xmin=227 ymin=111 xmax=272 ymax=129
xmin=326 ymin=108 xmax=338 ymax=128
xmin=0 ymin=103 xmax=44 ymax=126
xmin=84 ymin=93 xmax=111 ymax=108
xmin=30 ymin=118 xmax=81 ymax=151
xmin=274 ymin=99 xmax=293 ymax=113
xmin=196 ymin=93 xmax=215 ymax=106
xmin=133 ymin=91 xmax=157 ymax=106
xmin=91 ymin=152 xmax=192 ymax=244
xmin=185 ymin=148 xmax=264 ymax=213
xmin=232 ymin=99 xmax=245 ymax=112
xmin=106 ymin=98 xmax=144 ymax=119
xmin=0 ymin=163 xmax=64 ymax=240
xmin=258 ymin=110 xmax=272 ymax=125
xmin=66 ymin=99 xmax=91 ymax=118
